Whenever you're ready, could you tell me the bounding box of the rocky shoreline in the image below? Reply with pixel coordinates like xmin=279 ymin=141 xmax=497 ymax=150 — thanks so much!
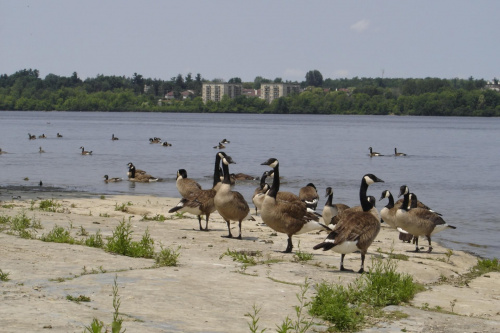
xmin=0 ymin=188 xmax=499 ymax=332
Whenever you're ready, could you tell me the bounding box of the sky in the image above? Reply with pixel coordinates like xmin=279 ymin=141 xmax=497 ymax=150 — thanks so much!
xmin=1 ymin=0 xmax=499 ymax=83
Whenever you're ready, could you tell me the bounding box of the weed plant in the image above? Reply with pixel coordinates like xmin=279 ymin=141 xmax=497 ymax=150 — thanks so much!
xmin=142 ymin=214 xmax=167 ymax=222
xmin=66 ymin=294 xmax=91 ymax=303
xmin=85 ymin=230 xmax=104 ymax=248
xmin=0 ymin=269 xmax=10 ymax=282
xmin=106 ymin=220 xmax=155 ymax=258
xmin=309 ymin=256 xmax=421 ymax=331
xmin=84 ymin=275 xmax=124 ymax=333
xmin=10 ymin=210 xmax=40 ymax=239
xmin=39 ymin=199 xmax=62 ymax=212
xmin=41 ymin=225 xmax=79 ymax=244
xmin=220 ymin=249 xmax=260 ymax=266
xmin=154 ymin=245 xmax=181 ymax=267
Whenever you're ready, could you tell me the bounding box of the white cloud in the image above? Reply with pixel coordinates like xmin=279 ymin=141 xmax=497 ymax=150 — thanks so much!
xmin=350 ymin=19 xmax=370 ymax=32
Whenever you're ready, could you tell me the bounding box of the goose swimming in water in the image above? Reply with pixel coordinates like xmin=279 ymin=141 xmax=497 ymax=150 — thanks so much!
xmin=394 ymin=148 xmax=406 ymax=156
xmin=368 ymin=147 xmax=383 ymax=157
xmin=104 ymin=175 xmax=123 ymax=182
xmin=80 ymin=147 xmax=92 ymax=155
xmin=314 ymin=174 xmax=384 ymax=273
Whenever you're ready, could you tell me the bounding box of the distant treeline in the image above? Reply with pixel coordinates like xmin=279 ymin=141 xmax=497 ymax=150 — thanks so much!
xmin=1 ymin=68 xmax=499 ymax=116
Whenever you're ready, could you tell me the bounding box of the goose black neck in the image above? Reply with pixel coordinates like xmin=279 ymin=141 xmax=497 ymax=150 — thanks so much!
xmin=213 ymin=154 xmax=221 ymax=187
xmin=400 ymin=192 xmax=410 ymax=211
xmin=386 ymin=193 xmax=394 ymax=208
xmin=129 ymin=166 xmax=135 ymax=178
xmin=221 ymin=160 xmax=231 ymax=185
xmin=268 ymin=164 xmax=280 ymax=198
xmin=359 ymin=178 xmax=371 ymax=211
xmin=326 ymin=191 xmax=333 ymax=206
xmin=260 ymin=172 xmax=268 ymax=187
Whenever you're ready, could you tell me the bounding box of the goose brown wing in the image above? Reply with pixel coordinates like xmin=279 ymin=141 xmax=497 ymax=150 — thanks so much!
xmin=331 ymin=211 xmax=379 ymax=245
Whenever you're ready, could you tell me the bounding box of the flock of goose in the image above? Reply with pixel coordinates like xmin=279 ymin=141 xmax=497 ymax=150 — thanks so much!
xmin=5 ymin=134 xmax=457 ymax=273
xmin=164 ymin=147 xmax=457 ymax=274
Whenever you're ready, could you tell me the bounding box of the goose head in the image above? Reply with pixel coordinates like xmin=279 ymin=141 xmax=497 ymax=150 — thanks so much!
xmin=398 ymin=185 xmax=409 ymax=198
xmin=260 ymin=157 xmax=279 ymax=168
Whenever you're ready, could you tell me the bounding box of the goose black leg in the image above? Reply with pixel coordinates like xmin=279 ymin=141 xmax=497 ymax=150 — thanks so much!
xmin=426 ymin=235 xmax=433 ymax=253
xmin=340 ymin=254 xmax=353 ymax=272
xmin=358 ymin=253 xmax=365 ymax=274
xmin=284 ymin=237 xmax=293 ymax=253
xmin=236 ymin=221 xmax=242 ymax=240
xmin=221 ymin=220 xmax=233 ymax=238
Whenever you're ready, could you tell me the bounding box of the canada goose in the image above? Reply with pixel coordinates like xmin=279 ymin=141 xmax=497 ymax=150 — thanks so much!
xmin=368 ymin=147 xmax=383 ymax=157
xmin=299 ymin=183 xmax=320 ymax=211
xmin=104 ymin=175 xmax=123 ymax=182
xmin=176 ymin=169 xmax=202 ymax=198
xmin=38 ymin=134 xmax=46 ymax=139
xmin=127 ymin=164 xmax=158 ymax=182
xmin=39 ymin=147 xmax=45 ymax=153
xmin=231 ymin=173 xmax=259 ymax=181
xmin=162 ymin=142 xmax=172 ymax=147
xmin=380 ymin=190 xmax=414 ymax=243
xmin=394 ymin=148 xmax=406 ymax=156
xmin=169 ymin=153 xmax=223 ymax=231
xmin=314 ymin=174 xmax=384 ymax=273
xmin=322 ymin=187 xmax=350 ymax=226
xmin=149 ymin=137 xmax=161 ymax=144
xmin=221 ymin=138 xmax=230 ymax=144
xmin=126 ymin=162 xmax=147 ymax=178
xmin=57 ymin=133 xmax=63 ymax=138
xmin=112 ymin=134 xmax=119 ymax=141
xmin=28 ymin=133 xmax=36 ymax=140
xmin=252 ymin=171 xmax=271 ymax=215
xmin=80 ymin=146 xmax=92 ymax=155
xmin=260 ymin=158 xmax=331 ymax=253
xmin=214 ymin=152 xmax=252 ymax=239
xmin=395 ymin=186 xmax=456 ymax=253
xmin=213 ymin=142 xmax=226 ymax=149
xmin=0 ymin=148 xmax=6 ymax=154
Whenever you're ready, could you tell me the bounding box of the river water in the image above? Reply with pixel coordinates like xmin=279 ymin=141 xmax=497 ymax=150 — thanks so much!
xmin=0 ymin=111 xmax=498 ymax=259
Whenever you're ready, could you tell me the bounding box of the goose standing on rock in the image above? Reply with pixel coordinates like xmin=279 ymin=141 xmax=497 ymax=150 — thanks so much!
xmin=314 ymin=174 xmax=384 ymax=273
xmin=169 ymin=153 xmax=223 ymax=231
xmin=299 ymin=183 xmax=320 ymax=211
xmin=322 ymin=187 xmax=350 ymax=227
xmin=379 ymin=189 xmax=414 ymax=242
xmin=176 ymin=169 xmax=202 ymax=198
xmin=395 ymin=186 xmax=456 ymax=253
xmin=252 ymin=171 xmax=270 ymax=215
xmin=214 ymin=152 xmax=252 ymax=239
xmin=260 ymin=158 xmax=331 ymax=253
xmin=394 ymin=148 xmax=406 ymax=156
xmin=368 ymin=147 xmax=383 ymax=157
xmin=80 ymin=147 xmax=92 ymax=155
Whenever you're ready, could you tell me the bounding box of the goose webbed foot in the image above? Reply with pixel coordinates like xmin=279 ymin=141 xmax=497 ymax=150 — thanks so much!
xmin=427 ymin=247 xmax=433 ymax=253
xmin=358 ymin=268 xmax=365 ymax=274
xmin=284 ymin=238 xmax=293 ymax=253
xmin=236 ymin=235 xmax=242 ymax=240
xmin=221 ymin=234 xmax=233 ymax=238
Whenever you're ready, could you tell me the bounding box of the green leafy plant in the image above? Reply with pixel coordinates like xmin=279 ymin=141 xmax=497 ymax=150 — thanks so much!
xmin=106 ymin=220 xmax=155 ymax=258
xmin=154 ymin=245 xmax=181 ymax=267
xmin=220 ymin=249 xmax=261 ymax=266
xmin=0 ymin=269 xmax=10 ymax=282
xmin=85 ymin=230 xmax=104 ymax=248
xmin=142 ymin=214 xmax=166 ymax=222
xmin=39 ymin=199 xmax=62 ymax=212
xmin=9 ymin=210 xmax=39 ymax=239
xmin=66 ymin=294 xmax=91 ymax=303
xmin=40 ymin=225 xmax=79 ymax=244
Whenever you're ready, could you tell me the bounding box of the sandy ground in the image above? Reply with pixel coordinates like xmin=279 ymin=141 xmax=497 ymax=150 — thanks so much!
xmin=0 ymin=187 xmax=499 ymax=333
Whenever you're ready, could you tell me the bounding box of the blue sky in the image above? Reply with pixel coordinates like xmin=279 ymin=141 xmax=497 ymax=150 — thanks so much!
xmin=1 ymin=0 xmax=499 ymax=82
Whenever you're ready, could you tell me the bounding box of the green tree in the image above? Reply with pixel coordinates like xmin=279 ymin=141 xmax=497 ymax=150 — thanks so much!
xmin=305 ymin=70 xmax=323 ymax=87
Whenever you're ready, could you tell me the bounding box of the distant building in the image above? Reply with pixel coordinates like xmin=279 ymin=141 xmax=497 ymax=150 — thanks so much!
xmin=260 ymin=83 xmax=300 ymax=103
xmin=202 ymin=83 xmax=243 ymax=103
xmin=485 ymin=81 xmax=500 ymax=92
